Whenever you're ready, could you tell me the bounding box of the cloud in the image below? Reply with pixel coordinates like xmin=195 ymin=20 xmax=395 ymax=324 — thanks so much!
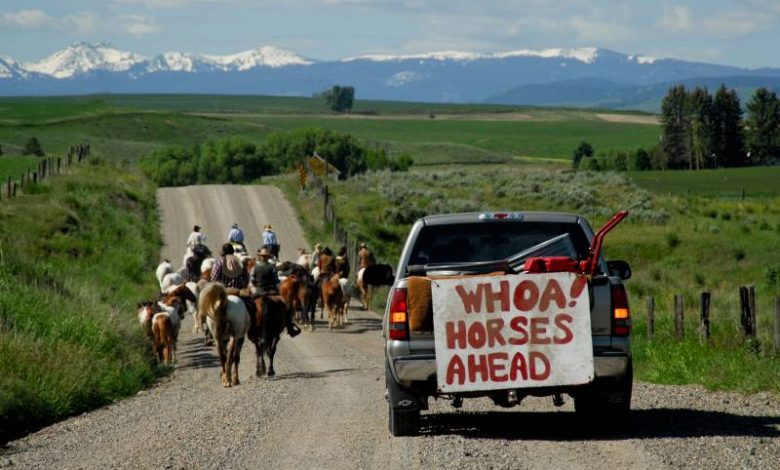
xmin=120 ymin=14 xmax=160 ymax=37
xmin=659 ymin=5 xmax=691 ymax=32
xmin=0 ymin=9 xmax=54 ymax=28
xmin=701 ymin=12 xmax=764 ymax=39
xmin=62 ymin=11 xmax=100 ymax=35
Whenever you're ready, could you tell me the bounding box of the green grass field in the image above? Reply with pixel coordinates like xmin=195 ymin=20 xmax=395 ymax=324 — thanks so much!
xmin=0 ymin=156 xmax=39 ymax=183
xmin=1 ymin=95 xmax=660 ymax=165
xmin=631 ymin=166 xmax=780 ymax=197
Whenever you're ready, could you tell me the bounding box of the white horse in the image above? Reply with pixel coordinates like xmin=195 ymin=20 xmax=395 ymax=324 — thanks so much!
xmin=156 ymin=260 xmax=174 ymax=291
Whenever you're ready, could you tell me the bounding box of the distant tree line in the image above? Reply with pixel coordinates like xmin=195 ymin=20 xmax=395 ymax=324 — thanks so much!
xmin=574 ymin=85 xmax=780 ymax=171
xmin=139 ymin=128 xmax=412 ymax=187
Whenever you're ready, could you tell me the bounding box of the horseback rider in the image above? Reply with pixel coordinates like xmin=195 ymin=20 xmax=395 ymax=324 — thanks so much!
xmin=262 ymin=224 xmax=280 ymax=259
xmin=336 ymin=245 xmax=350 ymax=279
xmin=211 ymin=243 xmax=258 ymax=339
xmin=251 ymin=247 xmax=301 ymax=339
xmin=227 ymin=223 xmax=245 ymax=250
xmin=186 ymin=225 xmax=207 ymax=256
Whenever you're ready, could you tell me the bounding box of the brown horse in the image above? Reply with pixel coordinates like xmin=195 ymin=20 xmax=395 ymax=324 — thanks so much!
xmin=279 ymin=261 xmax=318 ymax=330
xmin=249 ymin=295 xmax=290 ymax=377
xmin=321 ymin=273 xmax=345 ymax=329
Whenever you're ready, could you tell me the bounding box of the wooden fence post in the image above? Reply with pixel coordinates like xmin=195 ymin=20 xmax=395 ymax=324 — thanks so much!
xmin=700 ymin=292 xmax=711 ymax=342
xmin=675 ymin=294 xmax=684 ymax=338
xmin=33 ymin=172 xmax=38 ymax=184
xmin=11 ymin=182 xmax=16 ymax=198
xmin=740 ymin=285 xmax=756 ymax=337
xmin=6 ymin=176 xmax=10 ymax=199
xmin=775 ymin=297 xmax=780 ymax=349
xmin=647 ymin=296 xmax=655 ymax=339
xmin=323 ymin=185 xmax=329 ymax=222
xmin=57 ymin=157 xmax=61 ymax=175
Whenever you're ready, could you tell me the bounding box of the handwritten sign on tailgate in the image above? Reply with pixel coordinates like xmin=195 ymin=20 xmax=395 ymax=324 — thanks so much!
xmin=431 ymin=272 xmax=593 ymax=393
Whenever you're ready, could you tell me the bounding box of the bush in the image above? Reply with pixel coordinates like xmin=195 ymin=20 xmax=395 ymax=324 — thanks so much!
xmin=23 ymin=137 xmax=44 ymax=157
xmin=581 ymin=157 xmax=600 ymax=171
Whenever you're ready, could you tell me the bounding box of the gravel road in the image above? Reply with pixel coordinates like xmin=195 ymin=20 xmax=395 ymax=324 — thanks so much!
xmin=2 ymin=185 xmax=778 ymax=470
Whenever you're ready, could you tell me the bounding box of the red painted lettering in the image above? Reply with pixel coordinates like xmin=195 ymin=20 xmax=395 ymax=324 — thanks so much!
xmin=488 ymin=352 xmax=509 ymax=382
xmin=467 ymin=321 xmax=486 ymax=348
xmin=485 ymin=318 xmax=506 ymax=347
xmin=484 ymin=280 xmax=510 ymax=313
xmin=467 ymin=354 xmax=489 ymax=382
xmin=553 ymin=313 xmax=574 ymax=345
xmin=508 ymin=315 xmax=529 ymax=345
xmin=446 ymin=320 xmax=467 ymax=349
xmin=539 ymin=279 xmax=566 ymax=312
xmin=455 ymin=284 xmax=483 ymax=314
xmin=530 ymin=317 xmax=551 ymax=345
xmin=529 ymin=352 xmax=551 ymax=380
xmin=513 ymin=280 xmax=539 ymax=311
xmin=509 ymin=352 xmax=528 ymax=381
xmin=446 ymin=355 xmax=466 ymax=385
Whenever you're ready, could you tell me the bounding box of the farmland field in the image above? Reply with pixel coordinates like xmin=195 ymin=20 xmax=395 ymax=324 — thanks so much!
xmin=631 ymin=166 xmax=780 ymax=197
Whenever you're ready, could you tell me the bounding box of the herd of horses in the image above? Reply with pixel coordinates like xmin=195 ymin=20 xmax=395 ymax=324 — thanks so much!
xmin=137 ymin=244 xmax=379 ymax=388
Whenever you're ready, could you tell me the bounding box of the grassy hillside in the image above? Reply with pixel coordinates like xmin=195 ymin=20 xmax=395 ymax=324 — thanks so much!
xmin=0 ymin=160 xmax=163 ymax=443
xmin=0 ymin=156 xmax=39 ymax=183
xmin=277 ymin=165 xmax=780 ymax=393
xmin=1 ymin=95 xmax=660 ymax=166
xmin=631 ymin=167 xmax=780 ymax=197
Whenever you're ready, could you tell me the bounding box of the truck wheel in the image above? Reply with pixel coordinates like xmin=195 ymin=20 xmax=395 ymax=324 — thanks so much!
xmin=388 ymin=405 xmax=420 ymax=437
xmin=575 ymin=358 xmax=633 ymax=422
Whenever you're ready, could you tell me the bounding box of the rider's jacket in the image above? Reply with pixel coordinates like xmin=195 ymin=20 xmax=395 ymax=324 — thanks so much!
xmin=251 ymin=261 xmax=278 ymax=295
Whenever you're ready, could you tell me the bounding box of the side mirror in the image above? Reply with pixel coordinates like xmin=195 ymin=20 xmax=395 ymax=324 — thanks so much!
xmin=362 ymin=264 xmax=395 ymax=286
xmin=607 ymin=260 xmax=631 ymax=280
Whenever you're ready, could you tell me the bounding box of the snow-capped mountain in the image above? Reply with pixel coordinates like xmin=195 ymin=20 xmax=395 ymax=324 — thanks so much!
xmin=344 ymin=47 xmax=600 ymax=64
xmin=202 ymin=46 xmax=312 ymax=71
xmin=24 ymin=42 xmax=147 ymax=79
xmin=2 ymin=42 xmax=780 ymax=111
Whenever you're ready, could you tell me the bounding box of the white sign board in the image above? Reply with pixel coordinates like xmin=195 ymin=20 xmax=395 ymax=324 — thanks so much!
xmin=431 ymin=272 xmax=593 ymax=393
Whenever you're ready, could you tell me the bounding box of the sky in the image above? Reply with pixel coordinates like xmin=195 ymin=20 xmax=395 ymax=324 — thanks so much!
xmin=1 ymin=0 xmax=780 ymax=68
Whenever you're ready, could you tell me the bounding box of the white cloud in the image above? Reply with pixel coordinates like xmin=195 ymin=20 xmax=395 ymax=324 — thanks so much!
xmin=659 ymin=5 xmax=691 ymax=32
xmin=701 ymin=12 xmax=764 ymax=39
xmin=120 ymin=14 xmax=160 ymax=37
xmin=62 ymin=11 xmax=100 ymax=35
xmin=0 ymin=9 xmax=54 ymax=28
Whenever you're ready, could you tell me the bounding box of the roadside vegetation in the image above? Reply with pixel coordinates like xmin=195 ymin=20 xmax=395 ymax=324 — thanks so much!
xmin=0 ymin=160 xmax=162 ymax=443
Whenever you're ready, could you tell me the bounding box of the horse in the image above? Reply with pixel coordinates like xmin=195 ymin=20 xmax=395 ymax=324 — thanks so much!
xmin=155 ymin=259 xmax=174 ymax=291
xmin=278 ymin=261 xmax=318 ymax=329
xmin=140 ymin=285 xmax=197 ymax=365
xmin=184 ymin=244 xmax=212 ymax=282
xmin=356 ymin=267 xmax=374 ymax=311
xmin=249 ymin=295 xmax=291 ymax=378
xmin=198 ymin=282 xmax=250 ymax=387
xmin=321 ymin=273 xmax=345 ymax=330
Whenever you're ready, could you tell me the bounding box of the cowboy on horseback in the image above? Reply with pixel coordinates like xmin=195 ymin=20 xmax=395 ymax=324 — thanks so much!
xmin=211 ymin=243 xmax=258 ymax=339
xmin=262 ymin=224 xmax=280 ymax=259
xmin=228 ymin=223 xmax=246 ymax=251
xmin=251 ymin=247 xmax=301 ymax=339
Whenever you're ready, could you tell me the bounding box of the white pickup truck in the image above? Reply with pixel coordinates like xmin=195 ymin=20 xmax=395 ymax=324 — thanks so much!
xmin=366 ymin=210 xmax=632 ymax=436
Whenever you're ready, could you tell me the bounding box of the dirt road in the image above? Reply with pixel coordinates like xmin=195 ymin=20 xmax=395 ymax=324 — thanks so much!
xmin=2 ymin=185 xmax=778 ymax=470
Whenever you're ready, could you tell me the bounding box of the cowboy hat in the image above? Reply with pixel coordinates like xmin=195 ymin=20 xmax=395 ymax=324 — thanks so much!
xmin=264 ymin=224 xmax=273 ymax=230
xmin=231 ymin=222 xmax=239 ymax=228
xmin=257 ymin=247 xmax=272 ymax=258
xmin=193 ymin=224 xmax=201 ymax=231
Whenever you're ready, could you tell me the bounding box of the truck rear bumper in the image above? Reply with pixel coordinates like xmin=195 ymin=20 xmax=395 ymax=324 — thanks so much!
xmin=392 ymin=353 xmax=629 ymax=383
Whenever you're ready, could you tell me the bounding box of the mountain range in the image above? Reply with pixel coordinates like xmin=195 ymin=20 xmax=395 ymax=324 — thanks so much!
xmin=2 ymin=42 xmax=780 ymax=111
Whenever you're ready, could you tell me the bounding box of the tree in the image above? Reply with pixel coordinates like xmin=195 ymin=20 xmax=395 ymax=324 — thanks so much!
xmin=630 ymin=148 xmax=652 ymax=171
xmin=660 ymin=85 xmax=691 ymax=169
xmin=325 ymin=86 xmax=355 ymax=112
xmin=23 ymin=137 xmax=45 ymax=157
xmin=745 ymin=87 xmax=780 ymax=165
xmin=689 ymin=87 xmax=716 ymax=169
xmin=571 ymin=141 xmax=594 ymax=170
xmin=712 ymin=84 xmax=746 ymax=167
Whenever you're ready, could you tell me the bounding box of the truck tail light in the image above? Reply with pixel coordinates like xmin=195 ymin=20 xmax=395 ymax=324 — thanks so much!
xmin=611 ymin=284 xmax=631 ymax=336
xmin=388 ymin=287 xmax=409 ymax=340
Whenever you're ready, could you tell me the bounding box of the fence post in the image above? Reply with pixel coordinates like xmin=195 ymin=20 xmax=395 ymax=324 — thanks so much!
xmin=740 ymin=285 xmax=756 ymax=337
xmin=11 ymin=182 xmax=16 ymax=198
xmin=775 ymin=297 xmax=780 ymax=349
xmin=33 ymin=172 xmax=38 ymax=184
xmin=6 ymin=176 xmax=10 ymax=199
xmin=675 ymin=294 xmax=684 ymax=338
xmin=647 ymin=296 xmax=655 ymax=339
xmin=323 ymin=185 xmax=329 ymax=223
xmin=699 ymin=292 xmax=711 ymax=342
xmin=57 ymin=157 xmax=61 ymax=175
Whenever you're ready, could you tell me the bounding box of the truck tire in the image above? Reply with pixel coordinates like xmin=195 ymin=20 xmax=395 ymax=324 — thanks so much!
xmin=388 ymin=406 xmax=420 ymax=437
xmin=574 ymin=357 xmax=633 ymax=422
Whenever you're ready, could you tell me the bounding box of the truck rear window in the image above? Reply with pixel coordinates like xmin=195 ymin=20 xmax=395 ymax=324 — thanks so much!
xmin=409 ymin=222 xmax=591 ymax=266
